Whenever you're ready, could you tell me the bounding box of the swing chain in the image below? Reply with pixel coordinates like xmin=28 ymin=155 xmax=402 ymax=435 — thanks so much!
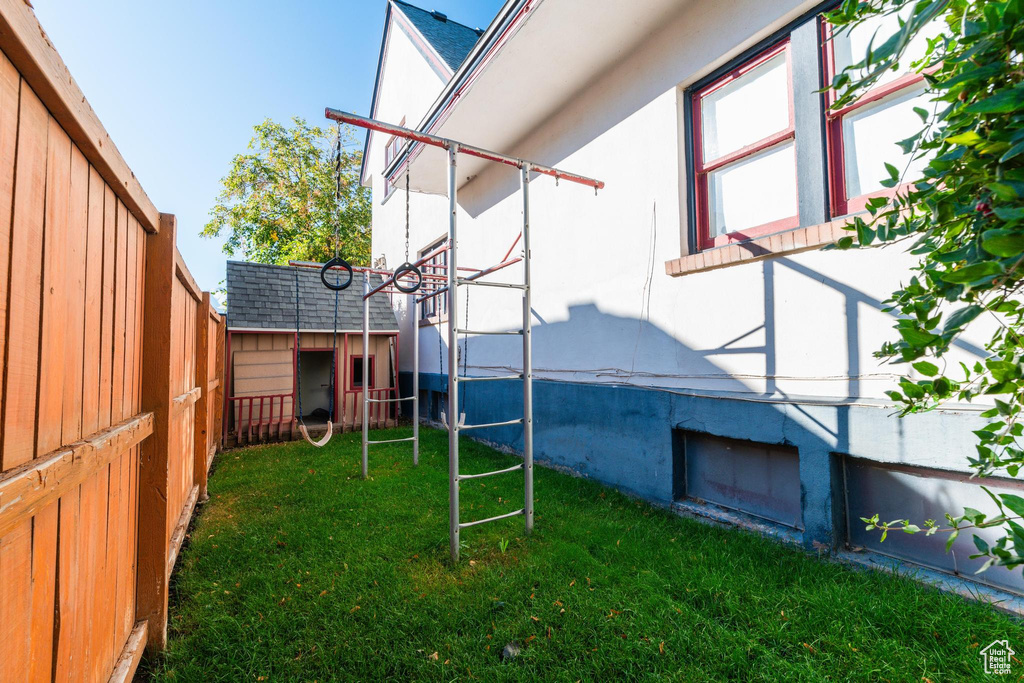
xmin=333 ymin=124 xmax=343 ymax=260
xmin=405 ymin=173 xmax=411 ymax=262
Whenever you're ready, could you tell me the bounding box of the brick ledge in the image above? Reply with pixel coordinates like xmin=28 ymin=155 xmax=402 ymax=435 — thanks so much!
xmin=665 ymin=217 xmax=853 ymax=277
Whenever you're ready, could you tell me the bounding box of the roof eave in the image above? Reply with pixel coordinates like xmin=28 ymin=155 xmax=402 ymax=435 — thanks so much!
xmin=381 ymin=0 xmax=530 ymax=183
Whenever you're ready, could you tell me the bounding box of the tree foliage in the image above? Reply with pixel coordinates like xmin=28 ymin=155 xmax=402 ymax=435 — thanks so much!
xmin=202 ymin=117 xmax=370 ymax=266
xmin=827 ymin=0 xmax=1024 ymax=573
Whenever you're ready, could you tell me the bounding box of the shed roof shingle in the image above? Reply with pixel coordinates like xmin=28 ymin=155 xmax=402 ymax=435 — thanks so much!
xmin=226 ymin=261 xmax=399 ymax=332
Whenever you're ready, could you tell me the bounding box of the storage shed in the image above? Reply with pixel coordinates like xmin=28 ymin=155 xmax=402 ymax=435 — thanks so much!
xmin=224 ymin=261 xmax=400 ymax=445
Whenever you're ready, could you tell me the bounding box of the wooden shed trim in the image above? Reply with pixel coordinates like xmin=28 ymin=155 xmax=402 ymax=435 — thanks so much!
xmin=228 ymin=327 xmax=400 ymax=334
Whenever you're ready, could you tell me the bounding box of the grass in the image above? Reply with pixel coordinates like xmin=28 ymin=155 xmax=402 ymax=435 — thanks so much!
xmin=146 ymin=427 xmax=1022 ymax=681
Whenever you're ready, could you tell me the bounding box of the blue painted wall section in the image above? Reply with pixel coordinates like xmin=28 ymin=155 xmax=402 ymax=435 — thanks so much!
xmin=400 ymin=371 xmax=989 ymax=552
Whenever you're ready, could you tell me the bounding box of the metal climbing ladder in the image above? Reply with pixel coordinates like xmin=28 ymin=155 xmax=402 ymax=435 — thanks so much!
xmin=360 ymin=273 xmax=420 ymax=479
xmin=325 ymin=107 xmax=602 ymax=564
xmin=444 ymin=149 xmax=536 ymax=563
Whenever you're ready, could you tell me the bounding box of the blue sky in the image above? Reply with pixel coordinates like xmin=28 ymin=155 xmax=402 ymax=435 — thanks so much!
xmin=33 ymin=0 xmax=504 ymax=294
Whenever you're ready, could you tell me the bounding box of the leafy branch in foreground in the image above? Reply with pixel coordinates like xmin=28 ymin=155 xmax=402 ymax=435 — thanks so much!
xmin=827 ymin=0 xmax=1024 ymax=573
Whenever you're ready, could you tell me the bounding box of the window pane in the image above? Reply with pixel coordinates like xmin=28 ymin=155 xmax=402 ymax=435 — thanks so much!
xmin=842 ymin=85 xmax=931 ymax=199
xmin=832 ymin=8 xmax=942 ymax=88
xmin=701 ymin=51 xmax=789 ymax=162
xmin=707 ymin=141 xmax=797 ymax=238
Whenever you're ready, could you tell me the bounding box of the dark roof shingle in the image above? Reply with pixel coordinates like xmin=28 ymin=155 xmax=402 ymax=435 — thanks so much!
xmin=394 ymin=0 xmax=482 ymax=72
xmin=226 ymin=261 xmax=399 ymax=332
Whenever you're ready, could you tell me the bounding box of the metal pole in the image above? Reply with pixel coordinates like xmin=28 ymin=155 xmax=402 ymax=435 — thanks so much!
xmin=411 ymin=292 xmax=419 ymax=466
xmin=521 ymin=164 xmax=534 ymax=534
xmin=325 ymin=108 xmax=605 ymax=191
xmin=362 ymin=272 xmax=370 ymax=479
xmin=447 ymin=144 xmax=460 ymax=564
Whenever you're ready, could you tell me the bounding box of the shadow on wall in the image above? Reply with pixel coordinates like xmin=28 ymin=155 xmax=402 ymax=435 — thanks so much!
xmin=410 ymin=254 xmax=1015 ymax=590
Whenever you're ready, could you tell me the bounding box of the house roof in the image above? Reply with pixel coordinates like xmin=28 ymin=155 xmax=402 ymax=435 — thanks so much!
xmin=387 ymin=0 xmax=698 ymax=195
xmin=225 ymin=261 xmax=398 ymax=332
xmin=359 ymin=0 xmax=486 ymax=187
xmin=393 ymin=0 xmax=483 ymax=72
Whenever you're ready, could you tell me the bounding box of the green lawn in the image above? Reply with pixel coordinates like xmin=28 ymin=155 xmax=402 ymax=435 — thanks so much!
xmin=147 ymin=427 xmax=1021 ymax=681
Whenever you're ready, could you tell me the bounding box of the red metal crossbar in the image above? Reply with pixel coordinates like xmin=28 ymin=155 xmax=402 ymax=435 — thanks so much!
xmin=325 ymin=109 xmax=605 ymax=191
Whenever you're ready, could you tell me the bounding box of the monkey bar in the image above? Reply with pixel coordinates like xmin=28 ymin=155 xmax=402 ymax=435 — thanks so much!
xmin=325 ymin=108 xmax=603 ymax=563
xmin=326 ymin=109 xmax=605 ymax=191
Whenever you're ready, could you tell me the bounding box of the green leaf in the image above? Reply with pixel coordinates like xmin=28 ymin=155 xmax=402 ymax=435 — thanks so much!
xmin=913 ymin=360 xmax=939 ymax=376
xmin=981 ymin=229 xmax=1024 ymax=257
xmin=942 ymin=305 xmax=983 ymax=333
xmin=880 ymin=162 xmax=901 ymax=188
xmin=973 ymin=535 xmax=990 ymax=554
xmin=856 ymin=221 xmax=876 ymax=245
xmin=965 ymin=86 xmax=1024 ymax=114
xmin=1001 ymin=494 xmax=1024 ymax=518
xmin=945 ymin=528 xmax=960 ymax=552
xmin=1001 ymin=140 xmax=1024 ymax=163
xmin=993 ymin=206 xmax=1024 ymax=221
xmin=898 ymin=327 xmax=938 ymax=346
xmin=946 ymin=130 xmax=983 ymax=146
xmin=939 ymin=261 xmax=1004 ymax=284
xmin=985 ymin=359 xmax=1019 ymax=382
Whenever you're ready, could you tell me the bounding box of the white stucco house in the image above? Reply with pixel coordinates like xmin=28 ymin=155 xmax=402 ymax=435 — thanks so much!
xmin=358 ymin=0 xmax=1024 ymax=598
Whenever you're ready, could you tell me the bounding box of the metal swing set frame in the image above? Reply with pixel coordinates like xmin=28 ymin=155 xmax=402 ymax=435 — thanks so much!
xmin=324 ymin=108 xmax=604 ymax=563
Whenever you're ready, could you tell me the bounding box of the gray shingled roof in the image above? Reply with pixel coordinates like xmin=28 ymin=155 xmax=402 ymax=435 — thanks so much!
xmin=394 ymin=0 xmax=482 ymax=72
xmin=226 ymin=261 xmax=398 ymax=332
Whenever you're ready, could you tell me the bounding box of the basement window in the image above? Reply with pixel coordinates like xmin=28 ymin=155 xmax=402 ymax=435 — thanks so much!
xmin=691 ymin=41 xmax=798 ymax=250
xmin=823 ymin=10 xmax=941 ymax=216
xmin=842 ymin=456 xmax=1024 ymax=595
xmin=675 ymin=431 xmax=803 ymax=529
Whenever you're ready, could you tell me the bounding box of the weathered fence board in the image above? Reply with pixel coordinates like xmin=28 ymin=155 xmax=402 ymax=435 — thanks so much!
xmin=0 ymin=2 xmax=227 ymax=679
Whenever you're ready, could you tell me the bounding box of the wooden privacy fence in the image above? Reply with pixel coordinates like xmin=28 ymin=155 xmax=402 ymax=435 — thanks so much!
xmin=0 ymin=1 xmax=226 ymax=681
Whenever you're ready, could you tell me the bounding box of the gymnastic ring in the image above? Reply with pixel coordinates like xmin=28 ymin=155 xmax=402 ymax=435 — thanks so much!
xmin=320 ymin=257 xmax=353 ymax=291
xmin=393 ymin=262 xmax=422 ymax=293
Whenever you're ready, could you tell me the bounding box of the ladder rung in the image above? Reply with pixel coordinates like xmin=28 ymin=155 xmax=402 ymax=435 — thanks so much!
xmin=457 ymin=374 xmax=522 ymax=383
xmin=366 ymin=437 xmax=417 ymax=445
xmin=459 ymin=508 xmax=524 ymax=529
xmin=460 ymin=418 xmax=523 ymax=431
xmin=457 ymin=279 xmax=527 ymax=290
xmin=458 ymin=463 xmax=523 ymax=481
xmin=455 ymin=329 xmax=523 ymax=336
xmin=366 ymin=396 xmax=414 ymax=403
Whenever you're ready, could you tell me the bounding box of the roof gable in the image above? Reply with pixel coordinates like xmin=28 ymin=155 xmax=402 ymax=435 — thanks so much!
xmin=359 ymin=1 xmax=485 ymax=186
xmin=393 ymin=1 xmax=482 ymax=72
xmin=226 ymin=261 xmax=398 ymax=332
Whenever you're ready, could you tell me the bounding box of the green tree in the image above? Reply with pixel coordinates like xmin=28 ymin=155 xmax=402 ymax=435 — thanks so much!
xmin=202 ymin=117 xmax=370 ymax=266
xmin=828 ymin=0 xmax=1024 ymax=573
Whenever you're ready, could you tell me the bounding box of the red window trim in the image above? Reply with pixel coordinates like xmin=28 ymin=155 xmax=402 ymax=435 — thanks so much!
xmin=349 ymin=354 xmax=375 ymax=390
xmin=418 ymin=238 xmax=448 ymax=319
xmin=821 ymin=21 xmax=931 ymax=217
xmin=692 ymin=40 xmax=799 ymax=251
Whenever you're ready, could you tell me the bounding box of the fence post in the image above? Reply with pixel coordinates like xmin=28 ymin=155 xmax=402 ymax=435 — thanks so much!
xmin=215 ymin=316 xmax=225 ymax=450
xmin=137 ymin=212 xmax=176 ymax=652
xmin=194 ymin=292 xmax=211 ymax=502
